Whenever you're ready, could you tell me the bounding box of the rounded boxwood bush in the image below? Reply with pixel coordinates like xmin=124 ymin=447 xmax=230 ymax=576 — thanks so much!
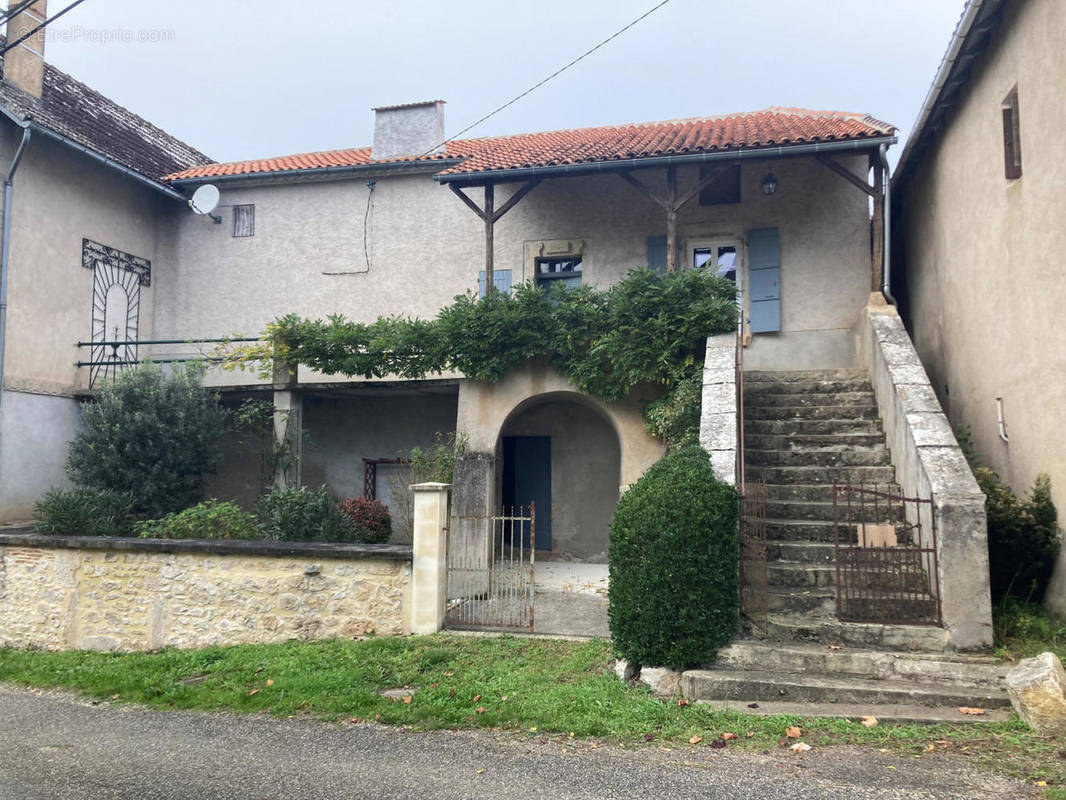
xmin=608 ymin=445 xmax=739 ymax=668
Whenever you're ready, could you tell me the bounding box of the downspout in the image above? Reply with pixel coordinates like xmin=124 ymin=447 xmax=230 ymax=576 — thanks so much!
xmin=878 ymin=143 xmax=895 ymax=305
xmin=0 ymin=124 xmax=31 ymax=407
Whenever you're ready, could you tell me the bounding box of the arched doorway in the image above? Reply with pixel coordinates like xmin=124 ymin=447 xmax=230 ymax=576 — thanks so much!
xmin=497 ymin=392 xmax=621 ymax=562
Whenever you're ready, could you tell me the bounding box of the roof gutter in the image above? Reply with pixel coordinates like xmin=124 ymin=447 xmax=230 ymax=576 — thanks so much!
xmin=433 ymin=136 xmax=897 ymax=185
xmin=167 ymin=158 xmax=467 ymax=188
xmin=0 ymin=123 xmax=31 ymax=405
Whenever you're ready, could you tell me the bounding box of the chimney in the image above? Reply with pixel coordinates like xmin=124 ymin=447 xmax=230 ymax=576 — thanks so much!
xmin=4 ymin=0 xmax=46 ymax=98
xmin=371 ymin=100 xmax=445 ymax=161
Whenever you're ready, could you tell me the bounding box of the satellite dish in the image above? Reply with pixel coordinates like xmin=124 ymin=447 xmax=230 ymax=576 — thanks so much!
xmin=189 ymin=184 xmax=220 ymax=216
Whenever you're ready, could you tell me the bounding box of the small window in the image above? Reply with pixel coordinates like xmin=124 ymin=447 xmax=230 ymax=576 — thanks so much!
xmin=698 ymin=163 xmax=741 ymax=205
xmin=1002 ymin=86 xmax=1022 ymax=180
xmin=232 ymin=204 xmax=255 ymax=237
xmin=535 ymin=257 xmax=582 ymax=292
xmin=692 ymin=244 xmax=737 ymax=281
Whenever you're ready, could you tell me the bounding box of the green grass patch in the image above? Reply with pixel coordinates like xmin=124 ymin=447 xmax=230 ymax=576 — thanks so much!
xmin=994 ymin=598 xmax=1066 ymax=663
xmin=0 ymin=635 xmax=1062 ymax=792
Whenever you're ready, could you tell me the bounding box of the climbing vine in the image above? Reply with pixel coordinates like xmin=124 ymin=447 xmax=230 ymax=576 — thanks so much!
xmin=221 ymin=268 xmax=737 ymax=443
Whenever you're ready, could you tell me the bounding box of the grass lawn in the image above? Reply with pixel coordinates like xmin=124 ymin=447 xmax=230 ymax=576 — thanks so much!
xmin=0 ymin=633 xmax=1063 ymax=794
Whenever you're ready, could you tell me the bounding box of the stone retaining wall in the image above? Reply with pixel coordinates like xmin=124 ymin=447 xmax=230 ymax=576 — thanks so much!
xmin=0 ymin=534 xmax=412 ymax=651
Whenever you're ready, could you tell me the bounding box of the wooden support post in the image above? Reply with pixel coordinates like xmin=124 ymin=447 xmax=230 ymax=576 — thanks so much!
xmin=665 ymin=167 xmax=678 ymax=272
xmin=484 ymin=183 xmax=495 ymax=294
xmin=871 ymin=158 xmax=885 ymax=293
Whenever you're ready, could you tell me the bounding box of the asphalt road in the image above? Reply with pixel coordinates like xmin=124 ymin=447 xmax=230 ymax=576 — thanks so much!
xmin=0 ymin=684 xmax=1035 ymax=800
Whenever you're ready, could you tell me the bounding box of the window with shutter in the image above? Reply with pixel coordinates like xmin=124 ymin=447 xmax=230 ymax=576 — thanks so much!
xmin=232 ymin=204 xmax=255 ymax=237
xmin=1002 ymin=86 xmax=1022 ymax=180
xmin=478 ymin=269 xmax=512 ymax=298
xmin=646 ymin=235 xmax=668 ymax=274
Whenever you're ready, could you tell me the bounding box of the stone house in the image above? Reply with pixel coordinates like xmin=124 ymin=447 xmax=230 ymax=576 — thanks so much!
xmin=0 ymin=0 xmax=993 ymax=648
xmin=892 ymin=0 xmax=1066 ymax=614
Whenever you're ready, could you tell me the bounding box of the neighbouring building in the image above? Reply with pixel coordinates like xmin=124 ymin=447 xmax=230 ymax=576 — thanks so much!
xmin=0 ymin=0 xmax=995 ymax=648
xmin=892 ymin=0 xmax=1066 ymax=614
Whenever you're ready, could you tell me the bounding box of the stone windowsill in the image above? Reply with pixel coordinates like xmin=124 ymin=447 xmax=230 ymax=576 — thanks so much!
xmin=0 ymin=530 xmax=412 ymax=561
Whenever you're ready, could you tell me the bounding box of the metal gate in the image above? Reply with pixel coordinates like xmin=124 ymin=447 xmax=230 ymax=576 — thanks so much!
xmin=739 ymin=479 xmax=768 ymax=634
xmin=446 ymin=505 xmax=535 ymax=631
xmin=833 ymin=483 xmax=942 ymax=626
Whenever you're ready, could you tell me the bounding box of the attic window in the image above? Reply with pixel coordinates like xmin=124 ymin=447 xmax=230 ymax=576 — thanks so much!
xmin=698 ymin=163 xmax=741 ymax=205
xmin=1002 ymin=86 xmax=1022 ymax=180
xmin=232 ymin=204 xmax=255 ymax=237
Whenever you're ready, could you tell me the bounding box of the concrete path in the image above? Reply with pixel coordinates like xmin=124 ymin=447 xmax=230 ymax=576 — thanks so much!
xmin=0 ymin=684 xmax=1034 ymax=800
xmin=534 ymin=562 xmax=609 ymax=637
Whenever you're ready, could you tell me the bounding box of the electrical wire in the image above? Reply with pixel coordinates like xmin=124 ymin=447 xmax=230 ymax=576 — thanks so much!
xmin=362 ymin=180 xmax=375 ymax=273
xmin=0 ymin=1 xmax=37 ymax=25
xmin=0 ymin=0 xmax=88 ymax=57
xmin=419 ymin=0 xmax=673 ymax=157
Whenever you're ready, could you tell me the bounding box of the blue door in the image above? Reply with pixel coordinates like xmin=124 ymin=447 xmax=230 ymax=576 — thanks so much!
xmin=501 ymin=436 xmax=552 ymax=550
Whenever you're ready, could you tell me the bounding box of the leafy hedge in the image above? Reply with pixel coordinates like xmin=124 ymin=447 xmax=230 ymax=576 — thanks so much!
xmin=135 ymin=500 xmax=260 ymax=540
xmin=33 ymin=488 xmax=134 ymax=537
xmin=255 ymin=485 xmax=356 ymax=543
xmin=340 ymin=497 xmax=392 ymax=544
xmin=608 ymin=446 xmax=739 ymax=668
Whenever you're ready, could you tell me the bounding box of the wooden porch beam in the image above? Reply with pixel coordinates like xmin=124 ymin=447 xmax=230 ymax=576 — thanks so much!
xmin=448 ymin=183 xmax=486 ymax=221
xmin=618 ymin=171 xmax=671 ymax=211
xmin=870 ymin=158 xmax=885 ymax=293
xmin=491 ymin=179 xmax=541 ymax=223
xmin=484 ymin=184 xmax=495 ymax=294
xmin=815 ymin=154 xmax=876 ymax=198
xmin=665 ymin=167 xmax=678 ymax=272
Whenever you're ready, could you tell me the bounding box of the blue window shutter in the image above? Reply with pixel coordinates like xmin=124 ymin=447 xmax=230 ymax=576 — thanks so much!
xmin=747 ymin=227 xmax=780 ymax=333
xmin=478 ymin=269 xmax=512 ymax=298
xmin=646 ymin=235 xmax=668 ymax=274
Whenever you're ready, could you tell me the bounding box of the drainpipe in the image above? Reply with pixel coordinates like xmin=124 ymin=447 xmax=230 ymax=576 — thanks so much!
xmin=0 ymin=124 xmax=31 ymax=407
xmin=878 ymin=143 xmax=895 ymax=305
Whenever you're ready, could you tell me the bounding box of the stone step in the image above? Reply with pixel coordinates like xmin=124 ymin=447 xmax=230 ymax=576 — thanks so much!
xmin=692 ymin=699 xmax=1012 ymax=725
xmin=716 ymin=641 xmax=1007 ymax=688
xmin=762 ymin=613 xmax=951 ymax=651
xmin=740 ymin=378 xmax=872 ymax=395
xmin=745 ymin=432 xmax=886 ymax=450
xmin=767 ymin=562 xmax=931 ymax=593
xmin=765 ymin=519 xmax=839 ymax=541
xmin=745 ymin=419 xmax=883 ymax=436
xmin=767 ymin=587 xmax=837 ymax=615
xmin=761 ymin=483 xmax=904 ymax=503
xmin=765 ymin=540 xmax=836 ymax=563
xmin=743 ymin=390 xmax=876 ymax=408
xmin=747 ymin=465 xmax=898 ymax=484
xmin=745 ymin=405 xmax=881 ymax=421
xmin=681 ymin=669 xmax=1010 ymax=708
xmin=764 ymin=500 xmax=904 ymax=523
xmin=746 ymin=448 xmax=891 ymax=468
xmin=745 ymin=369 xmax=868 ymax=383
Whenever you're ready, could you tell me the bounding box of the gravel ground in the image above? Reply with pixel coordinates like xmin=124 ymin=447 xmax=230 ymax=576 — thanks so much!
xmin=0 ymin=684 xmax=1037 ymax=800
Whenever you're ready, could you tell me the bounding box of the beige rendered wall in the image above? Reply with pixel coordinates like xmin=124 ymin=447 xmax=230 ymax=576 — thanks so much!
xmin=154 ymin=154 xmax=874 ymax=385
xmin=0 ymin=543 xmax=410 ymax=651
xmin=898 ymin=0 xmax=1066 ymax=613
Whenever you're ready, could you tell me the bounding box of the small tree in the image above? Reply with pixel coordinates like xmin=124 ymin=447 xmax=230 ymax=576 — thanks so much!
xmin=609 ymin=445 xmax=739 ymax=668
xmin=67 ymin=362 xmax=228 ymax=516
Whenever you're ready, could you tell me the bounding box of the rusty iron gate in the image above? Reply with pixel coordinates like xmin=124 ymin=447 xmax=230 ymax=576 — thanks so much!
xmin=739 ymin=479 xmax=768 ymax=634
xmin=446 ymin=505 xmax=535 ymax=631
xmin=833 ymin=483 xmax=942 ymax=626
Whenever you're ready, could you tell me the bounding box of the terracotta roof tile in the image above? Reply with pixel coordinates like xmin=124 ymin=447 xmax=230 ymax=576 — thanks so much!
xmin=165 ymin=107 xmax=895 ymax=183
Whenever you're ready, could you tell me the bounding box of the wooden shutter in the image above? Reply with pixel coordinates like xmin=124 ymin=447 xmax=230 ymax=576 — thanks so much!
xmin=478 ymin=269 xmax=512 ymax=298
xmin=646 ymin=236 xmax=668 ymax=274
xmin=232 ymin=204 xmax=254 ymax=237
xmin=747 ymin=227 xmax=780 ymax=333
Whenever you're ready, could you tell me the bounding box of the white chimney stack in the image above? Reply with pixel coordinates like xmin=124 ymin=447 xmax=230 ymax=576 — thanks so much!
xmin=371 ymin=100 xmax=445 ymax=161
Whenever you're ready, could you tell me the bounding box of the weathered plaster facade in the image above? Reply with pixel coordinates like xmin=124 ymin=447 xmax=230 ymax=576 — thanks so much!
xmin=895 ymin=0 xmax=1066 ymax=612
xmin=0 ymin=537 xmax=411 ymax=651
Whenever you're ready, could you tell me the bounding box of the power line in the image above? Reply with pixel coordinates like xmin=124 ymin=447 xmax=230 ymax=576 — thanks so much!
xmin=0 ymin=0 xmax=88 ymax=57
xmin=424 ymin=0 xmax=673 ymax=156
xmin=0 ymin=1 xmax=37 ymax=25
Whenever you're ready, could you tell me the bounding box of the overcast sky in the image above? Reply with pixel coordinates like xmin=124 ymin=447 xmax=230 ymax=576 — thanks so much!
xmin=31 ymin=0 xmax=962 ymax=169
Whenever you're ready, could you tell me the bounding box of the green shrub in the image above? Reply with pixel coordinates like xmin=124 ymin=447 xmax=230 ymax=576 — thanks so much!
xmin=340 ymin=497 xmax=392 ymax=543
xmin=608 ymin=445 xmax=739 ymax=668
xmin=33 ymin=488 xmax=134 ymax=537
xmin=410 ymin=431 xmax=468 ymax=484
xmin=643 ymin=369 xmax=703 ymax=451
xmin=255 ymin=485 xmax=355 ymax=543
xmin=66 ymin=362 xmax=228 ymax=517
xmin=135 ymin=500 xmax=260 ymax=540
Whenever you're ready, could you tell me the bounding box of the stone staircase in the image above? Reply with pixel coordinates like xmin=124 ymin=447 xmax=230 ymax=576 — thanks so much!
xmin=680 ymin=369 xmax=1010 ymax=720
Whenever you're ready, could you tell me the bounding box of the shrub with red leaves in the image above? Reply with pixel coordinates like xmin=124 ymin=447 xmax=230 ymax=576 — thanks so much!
xmin=340 ymin=497 xmax=392 ymax=544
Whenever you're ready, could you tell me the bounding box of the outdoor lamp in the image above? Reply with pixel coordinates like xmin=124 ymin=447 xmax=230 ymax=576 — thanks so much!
xmin=761 ymin=167 xmax=778 ymax=195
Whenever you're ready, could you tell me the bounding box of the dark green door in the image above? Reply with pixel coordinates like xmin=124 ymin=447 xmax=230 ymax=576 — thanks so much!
xmin=502 ymin=435 xmax=551 ymax=550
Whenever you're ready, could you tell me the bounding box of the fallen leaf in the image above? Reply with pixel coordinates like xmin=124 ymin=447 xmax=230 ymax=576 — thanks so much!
xmin=747 ymin=702 xmax=760 ymax=709
xmin=721 ymin=732 xmax=738 ymax=740
xmin=443 ymin=670 xmax=454 ymax=677
xmin=746 ymin=730 xmax=756 ymax=738
xmin=529 ymin=727 xmax=537 ymax=733
xmin=677 ymin=698 xmax=691 ymax=707
xmin=689 ymin=735 xmax=703 ymax=745
xmin=110 ymin=694 xmax=120 ymax=700
xmin=476 ymin=768 xmax=485 ymax=775
xmin=500 ymin=695 xmax=508 ymax=702
xmin=472 ymin=694 xmax=482 ymax=704
xmin=923 ymin=743 xmax=936 ymax=753
xmin=349 ymin=716 xmax=361 ymax=723
xmin=247 ymin=688 xmax=260 ymax=696
xmin=265 ymin=679 xmax=274 ymax=687
xmin=475 ymin=706 xmax=487 ymax=714
xmin=710 ymin=739 xmax=727 ymax=749
xmin=449 ymin=689 xmax=456 ymax=698
xmin=790 ymin=742 xmax=811 ymax=753
xmin=860 ymin=716 xmax=878 ymax=728
xmin=827 ymin=645 xmax=842 ymax=651
xmin=403 ymin=696 xmax=413 ymax=705
xmin=642 ymin=733 xmax=655 ymax=742
xmin=885 ymin=765 xmax=896 ymax=770
xmin=1035 ymin=780 xmax=1047 ymax=787
xmin=786 ymin=726 xmax=802 ymax=738
xmin=429 ymin=683 xmax=439 ymax=689
xmin=958 ymin=707 xmax=985 ymax=715
xmin=935 ymin=740 xmax=950 ymax=748
xmin=568 ymin=732 xmax=575 ymax=738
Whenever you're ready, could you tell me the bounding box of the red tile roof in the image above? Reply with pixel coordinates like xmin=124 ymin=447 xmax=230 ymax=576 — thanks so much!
xmin=164 ymin=107 xmax=894 ymax=183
